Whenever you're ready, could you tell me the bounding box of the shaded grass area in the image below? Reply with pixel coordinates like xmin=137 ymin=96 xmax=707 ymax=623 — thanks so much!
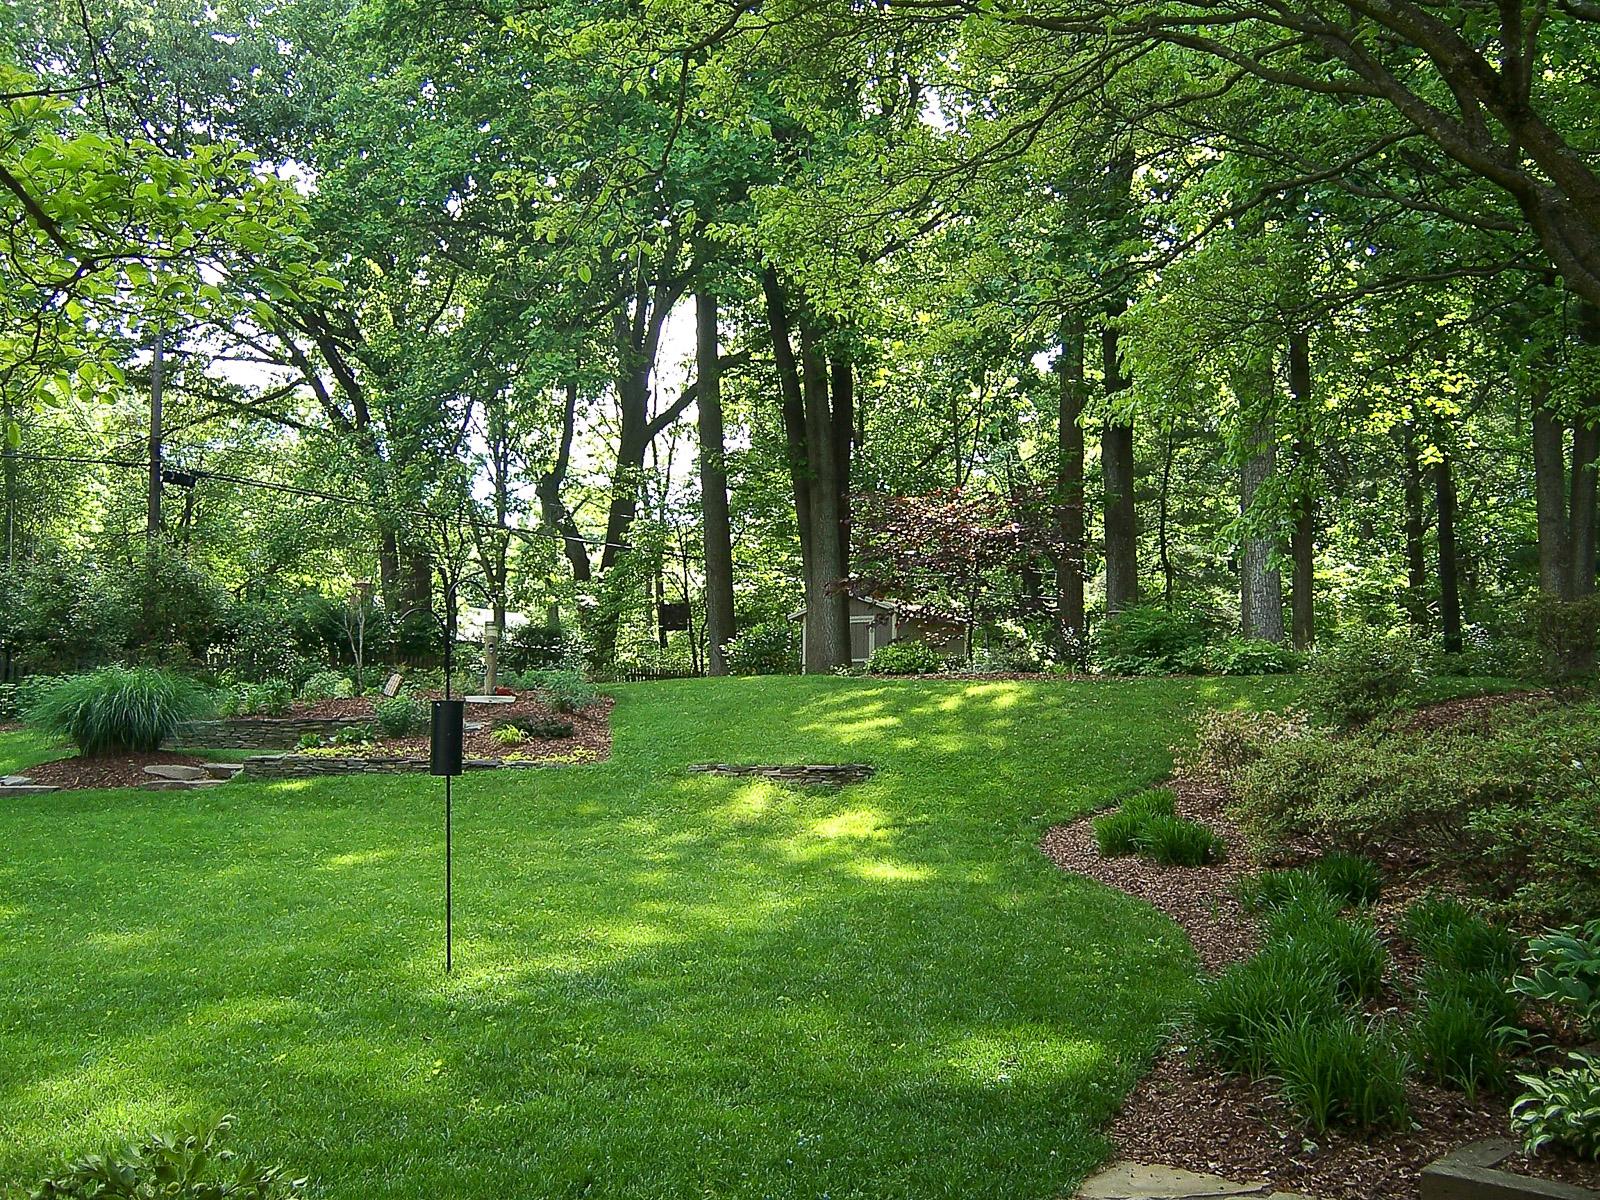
xmin=0 ymin=676 xmax=1280 ymax=1200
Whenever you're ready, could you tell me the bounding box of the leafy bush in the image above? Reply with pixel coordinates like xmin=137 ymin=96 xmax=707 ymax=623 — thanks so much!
xmin=1188 ymin=949 xmax=1343 ymax=1074
xmin=374 ymin=693 xmax=425 ymax=737
xmin=1302 ymin=628 xmax=1421 ymax=728
xmin=295 ymin=732 xmax=322 ymax=751
xmin=1403 ymin=897 xmax=1519 ymax=979
xmin=1134 ymin=814 xmax=1226 ymax=866
xmin=490 ymin=724 xmax=524 ymax=748
xmin=1309 ymin=853 xmax=1382 ymax=907
xmin=1178 ymin=706 xmax=1309 ymax=786
xmin=28 ymin=1116 xmax=301 ymax=1199
xmin=866 ymin=640 xmax=945 ymax=675
xmin=1266 ymin=1014 xmax=1410 ymax=1133
xmin=25 ymin=667 xmax=213 ymax=755
xmin=1513 ymin=1051 xmax=1600 ymax=1161
xmin=723 ymin=620 xmax=800 ymax=676
xmin=1408 ymin=990 xmax=1514 ymax=1098
xmin=1203 ymin=638 xmax=1305 ymax=676
xmin=502 ymin=622 xmax=583 ymax=673
xmin=1527 ymin=594 xmax=1600 ymax=681
xmin=1268 ymin=909 xmax=1389 ymax=1002
xmin=297 ymin=670 xmax=354 ymax=703
xmin=1093 ymin=809 xmax=1145 ymax=857
xmin=524 ymin=668 xmax=600 ymax=714
xmin=219 ymin=680 xmax=292 ymax=718
xmin=511 ymin=715 xmax=576 ymax=739
xmin=1513 ymin=920 xmax=1600 ymax=1038
xmin=330 ymin=723 xmax=374 ymax=746
xmin=1093 ymin=603 xmax=1212 ymax=675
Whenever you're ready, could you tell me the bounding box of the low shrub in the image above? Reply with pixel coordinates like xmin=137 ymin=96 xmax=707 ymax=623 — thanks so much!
xmin=523 ymin=669 xmax=600 ymax=714
xmin=723 ymin=620 xmax=801 ymax=676
xmin=1403 ymin=897 xmax=1519 ymax=979
xmin=1093 ymin=603 xmax=1212 ymax=675
xmin=511 ymin=715 xmax=576 ymax=739
xmin=28 ymin=1115 xmax=301 ymax=1199
xmin=1527 ymin=594 xmax=1600 ymax=681
xmin=374 ymin=694 xmax=425 ymax=737
xmin=1203 ymin=638 xmax=1305 ymax=676
xmin=1178 ymin=706 xmax=1309 ymax=786
xmin=490 ymin=724 xmax=524 ymax=748
xmin=1302 ymin=628 xmax=1421 ymax=728
xmin=1513 ymin=920 xmax=1600 ymax=1038
xmin=1134 ymin=814 xmax=1226 ymax=866
xmin=331 ymin=723 xmax=374 ymax=746
xmin=219 ymin=680 xmax=293 ymax=718
xmin=25 ymin=667 xmax=213 ymax=755
xmin=1309 ymin=853 xmax=1382 ymax=907
xmin=297 ymin=669 xmax=354 ymax=703
xmin=1188 ymin=949 xmax=1343 ymax=1074
xmin=1513 ymin=1051 xmax=1600 ymax=1161
xmin=1093 ymin=809 xmax=1145 ymax=857
xmin=1268 ymin=910 xmax=1388 ymax=1002
xmin=1408 ymin=991 xmax=1514 ymax=1098
xmin=1266 ymin=1014 xmax=1410 ymax=1132
xmin=866 ymin=640 xmax=945 ymax=675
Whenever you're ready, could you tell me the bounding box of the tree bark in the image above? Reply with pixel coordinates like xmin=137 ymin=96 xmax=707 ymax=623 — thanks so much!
xmin=1101 ymin=313 xmax=1139 ymax=614
xmin=799 ymin=322 xmax=850 ymax=672
xmin=830 ymin=355 xmax=854 ymax=577
xmin=1570 ymin=302 xmax=1600 ymax=598
xmin=1287 ymin=330 xmax=1316 ymax=650
xmin=1401 ymin=422 xmax=1429 ymax=625
xmin=1055 ymin=315 xmax=1087 ymax=639
xmin=697 ymin=289 xmax=736 ymax=675
xmin=1237 ymin=357 xmax=1285 ymax=643
xmin=1532 ymin=382 xmax=1571 ymax=599
xmin=147 ymin=323 xmax=164 ymax=540
xmin=1435 ymin=450 xmax=1464 ymax=654
xmin=764 ymin=267 xmax=814 ymax=574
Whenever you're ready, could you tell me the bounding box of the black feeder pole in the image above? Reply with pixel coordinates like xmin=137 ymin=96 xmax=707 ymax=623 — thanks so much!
xmin=429 ymin=595 xmax=465 ymax=973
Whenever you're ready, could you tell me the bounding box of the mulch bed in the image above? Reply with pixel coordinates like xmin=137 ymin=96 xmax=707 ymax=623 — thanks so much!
xmin=1041 ymin=739 xmax=1599 ymax=1195
xmin=21 ymin=751 xmax=212 ymax=790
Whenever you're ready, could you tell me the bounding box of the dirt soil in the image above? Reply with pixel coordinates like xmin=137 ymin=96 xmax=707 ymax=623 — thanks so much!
xmin=1041 ymin=696 xmax=1600 ymax=1198
xmin=21 ymin=751 xmax=215 ymax=790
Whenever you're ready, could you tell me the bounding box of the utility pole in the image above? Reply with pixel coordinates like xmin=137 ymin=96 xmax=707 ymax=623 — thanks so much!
xmin=147 ymin=323 xmax=165 ymax=539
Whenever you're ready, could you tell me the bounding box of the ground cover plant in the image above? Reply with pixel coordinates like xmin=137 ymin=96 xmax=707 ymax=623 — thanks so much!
xmin=0 ymin=675 xmax=1256 ymax=1200
xmin=1092 ymin=787 xmax=1224 ymax=866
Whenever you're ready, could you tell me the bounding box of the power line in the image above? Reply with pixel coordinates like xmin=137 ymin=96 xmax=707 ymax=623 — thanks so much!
xmin=1 ymin=450 xmax=633 ymax=551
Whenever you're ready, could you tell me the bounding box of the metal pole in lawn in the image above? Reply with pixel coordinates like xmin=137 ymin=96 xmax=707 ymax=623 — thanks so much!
xmin=430 ymin=598 xmax=465 ymax=973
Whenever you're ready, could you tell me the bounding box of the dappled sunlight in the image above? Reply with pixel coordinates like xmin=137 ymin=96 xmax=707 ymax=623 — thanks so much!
xmin=849 ymin=860 xmax=932 ymax=884
xmin=807 ymin=807 xmax=887 ymax=841
xmin=321 ymin=848 xmax=401 ymax=870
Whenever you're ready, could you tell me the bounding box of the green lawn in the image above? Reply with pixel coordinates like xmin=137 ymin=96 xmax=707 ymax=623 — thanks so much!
xmin=0 ymin=676 xmax=1288 ymax=1199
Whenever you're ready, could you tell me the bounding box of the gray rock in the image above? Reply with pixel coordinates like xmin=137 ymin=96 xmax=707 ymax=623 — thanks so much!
xmin=0 ymin=783 xmax=59 ymax=795
xmin=202 ymin=763 xmax=245 ymax=780
xmin=1077 ymin=1162 xmax=1279 ymax=1199
xmin=142 ymin=764 xmax=208 ymax=781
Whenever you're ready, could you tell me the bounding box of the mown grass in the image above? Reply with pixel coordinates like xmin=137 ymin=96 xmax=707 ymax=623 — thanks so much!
xmin=0 ymin=675 xmax=1285 ymax=1200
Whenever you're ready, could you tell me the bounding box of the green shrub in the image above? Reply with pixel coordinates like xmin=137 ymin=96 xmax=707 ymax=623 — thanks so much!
xmin=331 ymin=723 xmax=374 ymax=746
xmin=295 ymin=732 xmax=322 ymax=751
xmin=1527 ymin=594 xmax=1600 ymax=681
xmin=1178 ymin=706 xmax=1310 ymax=786
xmin=502 ymin=622 xmax=583 ymax=672
xmin=511 ymin=715 xmax=576 ymax=739
xmin=1093 ymin=809 xmax=1145 ymax=857
xmin=1093 ymin=603 xmax=1213 ymax=675
xmin=1403 ymin=897 xmax=1519 ymax=978
xmin=25 ymin=667 xmax=213 ymax=755
xmin=1188 ymin=949 xmax=1343 ymax=1074
xmin=1203 ymin=638 xmax=1305 ymax=676
xmin=1268 ymin=910 xmax=1388 ymax=1002
xmin=490 ymin=724 xmax=524 ymax=748
xmin=1309 ymin=853 xmax=1382 ymax=907
xmin=866 ymin=640 xmax=945 ymax=675
xmin=27 ymin=1114 xmax=301 ymax=1199
xmin=524 ymin=668 xmax=600 ymax=714
xmin=1266 ymin=1014 xmax=1410 ymax=1132
xmin=1123 ymin=788 xmax=1177 ymax=820
xmin=723 ymin=620 xmax=801 ymax=676
xmin=1302 ymin=628 xmax=1420 ymax=728
xmin=374 ymin=694 xmax=425 ymax=737
xmin=1408 ymin=991 xmax=1513 ymax=1098
xmin=220 ymin=680 xmax=293 ymax=718
xmin=1134 ymin=814 xmax=1226 ymax=866
xmin=1236 ymin=868 xmax=1336 ymax=915
xmin=1513 ymin=920 xmax=1600 ymax=1038
xmin=298 ymin=670 xmax=354 ymax=703
xmin=1514 ymin=1051 xmax=1600 ymax=1161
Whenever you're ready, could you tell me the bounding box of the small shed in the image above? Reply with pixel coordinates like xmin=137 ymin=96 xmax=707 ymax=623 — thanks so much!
xmin=792 ymin=595 xmax=971 ymax=666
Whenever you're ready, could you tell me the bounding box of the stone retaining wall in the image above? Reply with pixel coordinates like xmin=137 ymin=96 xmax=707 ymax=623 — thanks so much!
xmin=169 ymin=717 xmax=374 ymax=750
xmin=242 ymin=753 xmax=535 ymax=780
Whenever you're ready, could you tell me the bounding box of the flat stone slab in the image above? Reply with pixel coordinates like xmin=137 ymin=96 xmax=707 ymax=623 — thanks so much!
xmin=1422 ymin=1139 xmax=1599 ymax=1200
xmin=1077 ymin=1162 xmax=1309 ymax=1200
xmin=139 ymin=778 xmax=228 ymax=791
xmin=1 ymin=775 xmax=32 ymax=785
xmin=143 ymin=764 xmax=208 ymax=781
xmin=464 ymin=694 xmax=516 ymax=704
xmin=201 ymin=763 xmax=244 ymax=779
xmin=0 ymin=784 xmax=59 ymax=795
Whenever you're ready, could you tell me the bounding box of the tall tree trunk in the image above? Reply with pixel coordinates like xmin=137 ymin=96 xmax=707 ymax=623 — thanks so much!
xmin=1237 ymin=358 xmax=1284 ymax=643
xmin=830 ymin=355 xmax=854 ymax=577
xmin=147 ymin=323 xmax=164 ymax=540
xmin=1101 ymin=312 xmax=1139 ymax=614
xmin=697 ymin=289 xmax=736 ymax=675
xmin=800 ymin=323 xmax=849 ymax=672
xmin=1532 ymin=381 xmax=1572 ymax=599
xmin=764 ymin=268 xmax=814 ymax=575
xmin=1435 ymin=450 xmax=1464 ymax=654
xmin=1571 ymin=302 xmax=1600 ymax=597
xmin=1287 ymin=330 xmax=1316 ymax=650
xmin=1402 ymin=422 xmax=1429 ymax=625
xmin=1158 ymin=420 xmax=1176 ymax=608
xmin=1055 ymin=315 xmax=1087 ymax=640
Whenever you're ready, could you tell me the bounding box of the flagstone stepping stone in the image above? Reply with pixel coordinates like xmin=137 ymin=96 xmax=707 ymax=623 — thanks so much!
xmin=1 ymin=775 xmax=32 ymax=785
xmin=139 ymin=778 xmax=228 ymax=791
xmin=143 ymin=764 xmax=208 ymax=781
xmin=1076 ymin=1162 xmax=1312 ymax=1200
xmin=0 ymin=783 xmax=59 ymax=795
xmin=201 ymin=763 xmax=245 ymax=780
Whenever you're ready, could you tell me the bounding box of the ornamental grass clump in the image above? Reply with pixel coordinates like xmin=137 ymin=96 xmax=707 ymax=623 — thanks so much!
xmin=1091 ymin=809 xmax=1144 ymax=857
xmin=1188 ymin=949 xmax=1343 ymax=1074
xmin=1134 ymin=814 xmax=1226 ymax=866
xmin=1309 ymin=853 xmax=1382 ymax=907
xmin=25 ymin=666 xmax=213 ymax=756
xmin=1268 ymin=908 xmax=1389 ymax=1003
xmin=1267 ymin=1014 xmax=1410 ymax=1133
xmin=1407 ymin=990 xmax=1514 ymax=1099
xmin=1403 ymin=896 xmax=1519 ymax=979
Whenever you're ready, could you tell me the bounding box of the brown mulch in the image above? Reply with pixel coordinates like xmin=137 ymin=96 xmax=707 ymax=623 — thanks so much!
xmin=1041 ymin=763 xmax=1600 ymax=1197
xmin=381 ymin=693 xmax=613 ymax=766
xmin=1395 ymin=688 xmax=1554 ymax=733
xmin=21 ymin=750 xmax=212 ymax=790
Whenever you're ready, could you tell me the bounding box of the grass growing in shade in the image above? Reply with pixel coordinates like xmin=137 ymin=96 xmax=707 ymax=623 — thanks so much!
xmin=0 ymin=674 xmax=1285 ymax=1200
